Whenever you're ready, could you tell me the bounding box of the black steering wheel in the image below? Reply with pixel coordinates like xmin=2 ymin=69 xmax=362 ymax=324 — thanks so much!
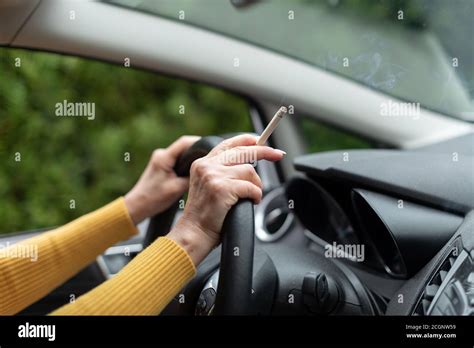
xmin=144 ymin=136 xmax=255 ymax=315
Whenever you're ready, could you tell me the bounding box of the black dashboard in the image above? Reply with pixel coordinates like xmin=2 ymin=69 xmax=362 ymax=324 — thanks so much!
xmin=10 ymin=133 xmax=474 ymax=316
xmin=161 ymin=136 xmax=474 ymax=316
xmin=279 ymin=142 xmax=474 ymax=315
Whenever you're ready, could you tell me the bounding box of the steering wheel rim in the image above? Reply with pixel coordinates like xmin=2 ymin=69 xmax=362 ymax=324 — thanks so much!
xmin=145 ymin=136 xmax=255 ymax=315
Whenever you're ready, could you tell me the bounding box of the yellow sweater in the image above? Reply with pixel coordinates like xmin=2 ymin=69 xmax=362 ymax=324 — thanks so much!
xmin=0 ymin=198 xmax=196 ymax=315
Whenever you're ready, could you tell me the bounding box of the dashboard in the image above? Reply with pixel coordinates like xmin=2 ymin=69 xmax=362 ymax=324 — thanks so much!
xmin=128 ymin=135 xmax=474 ymax=316
xmin=264 ymin=138 xmax=474 ymax=316
xmin=10 ymin=134 xmax=474 ymax=316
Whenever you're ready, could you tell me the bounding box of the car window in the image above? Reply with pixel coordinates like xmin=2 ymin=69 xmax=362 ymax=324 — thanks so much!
xmin=297 ymin=116 xmax=373 ymax=153
xmin=0 ymin=48 xmax=252 ymax=234
xmin=106 ymin=0 xmax=473 ymax=121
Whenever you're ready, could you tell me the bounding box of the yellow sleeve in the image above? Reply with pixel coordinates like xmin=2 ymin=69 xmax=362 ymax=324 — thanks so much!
xmin=51 ymin=237 xmax=196 ymax=315
xmin=0 ymin=198 xmax=138 ymax=315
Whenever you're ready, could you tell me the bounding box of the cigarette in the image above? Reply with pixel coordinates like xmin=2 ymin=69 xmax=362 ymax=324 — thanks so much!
xmin=257 ymin=106 xmax=288 ymax=146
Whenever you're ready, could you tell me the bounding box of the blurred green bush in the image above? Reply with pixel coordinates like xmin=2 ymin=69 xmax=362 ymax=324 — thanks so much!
xmin=0 ymin=48 xmax=370 ymax=234
xmin=0 ymin=48 xmax=252 ymax=233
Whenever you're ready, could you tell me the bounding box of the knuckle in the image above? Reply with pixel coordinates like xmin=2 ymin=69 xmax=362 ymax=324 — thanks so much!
xmin=152 ymin=149 xmax=165 ymax=160
xmin=151 ymin=149 xmax=165 ymax=167
xmin=192 ymin=160 xmax=219 ymax=184
xmin=216 ymin=139 xmax=231 ymax=153
xmin=251 ymin=185 xmax=262 ymax=201
xmin=247 ymin=184 xmax=255 ymax=198
xmin=190 ymin=159 xmax=205 ymax=176
xmin=244 ymin=163 xmax=255 ymax=175
xmin=201 ymin=169 xmax=215 ymax=184
xmin=221 ymin=139 xmax=231 ymax=148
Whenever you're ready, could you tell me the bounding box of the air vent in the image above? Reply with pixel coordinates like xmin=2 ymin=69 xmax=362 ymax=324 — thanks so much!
xmin=413 ymin=248 xmax=459 ymax=315
xmin=255 ymin=187 xmax=294 ymax=242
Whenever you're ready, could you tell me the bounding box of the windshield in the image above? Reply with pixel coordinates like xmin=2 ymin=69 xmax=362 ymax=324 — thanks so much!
xmin=106 ymin=0 xmax=474 ymax=121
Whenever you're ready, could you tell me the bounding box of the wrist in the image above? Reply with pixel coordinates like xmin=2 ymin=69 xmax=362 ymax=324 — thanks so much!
xmin=167 ymin=216 xmax=217 ymax=266
xmin=124 ymin=192 xmax=145 ymax=225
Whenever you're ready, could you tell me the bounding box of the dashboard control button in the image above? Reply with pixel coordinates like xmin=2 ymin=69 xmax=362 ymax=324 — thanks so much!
xmin=302 ymin=272 xmax=339 ymax=314
xmin=195 ymin=288 xmax=216 ymax=315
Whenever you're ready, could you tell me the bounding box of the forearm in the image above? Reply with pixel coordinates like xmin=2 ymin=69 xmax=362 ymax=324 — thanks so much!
xmin=51 ymin=237 xmax=195 ymax=315
xmin=0 ymin=198 xmax=138 ymax=315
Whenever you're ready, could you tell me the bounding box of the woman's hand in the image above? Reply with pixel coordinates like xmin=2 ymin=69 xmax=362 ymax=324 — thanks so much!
xmin=167 ymin=134 xmax=285 ymax=266
xmin=124 ymin=136 xmax=201 ymax=225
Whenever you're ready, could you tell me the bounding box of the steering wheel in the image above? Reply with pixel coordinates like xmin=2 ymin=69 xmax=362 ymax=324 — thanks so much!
xmin=143 ymin=136 xmax=255 ymax=315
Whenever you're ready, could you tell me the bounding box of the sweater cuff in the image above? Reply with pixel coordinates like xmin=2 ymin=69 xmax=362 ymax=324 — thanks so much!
xmin=73 ymin=197 xmax=139 ymax=242
xmin=159 ymin=237 xmax=197 ymax=275
xmin=50 ymin=237 xmax=196 ymax=315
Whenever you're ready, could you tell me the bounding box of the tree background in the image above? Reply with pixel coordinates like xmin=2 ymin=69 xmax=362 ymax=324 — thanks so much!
xmin=0 ymin=48 xmax=256 ymax=233
xmin=0 ymin=48 xmax=371 ymax=234
xmin=2 ymin=0 xmax=471 ymax=234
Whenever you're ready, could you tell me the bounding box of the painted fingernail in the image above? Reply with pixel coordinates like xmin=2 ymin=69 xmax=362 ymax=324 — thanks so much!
xmin=275 ymin=149 xmax=286 ymax=156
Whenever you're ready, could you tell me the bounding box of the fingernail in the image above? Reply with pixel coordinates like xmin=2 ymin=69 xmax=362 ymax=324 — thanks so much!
xmin=275 ymin=149 xmax=286 ymax=156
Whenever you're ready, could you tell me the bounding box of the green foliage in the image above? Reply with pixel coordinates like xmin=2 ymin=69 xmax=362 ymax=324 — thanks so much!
xmin=0 ymin=48 xmax=370 ymax=234
xmin=0 ymin=48 xmax=251 ymax=233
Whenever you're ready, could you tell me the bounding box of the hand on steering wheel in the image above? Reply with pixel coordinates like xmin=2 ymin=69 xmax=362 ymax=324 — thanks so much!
xmin=124 ymin=136 xmax=201 ymax=225
xmin=168 ymin=134 xmax=285 ymax=266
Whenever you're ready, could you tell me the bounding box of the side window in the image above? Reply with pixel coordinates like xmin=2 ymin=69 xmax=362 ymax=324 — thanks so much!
xmin=296 ymin=116 xmax=373 ymax=153
xmin=0 ymin=48 xmax=252 ymax=234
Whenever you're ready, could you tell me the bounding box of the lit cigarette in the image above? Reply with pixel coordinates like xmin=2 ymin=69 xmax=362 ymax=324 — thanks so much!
xmin=257 ymin=106 xmax=288 ymax=146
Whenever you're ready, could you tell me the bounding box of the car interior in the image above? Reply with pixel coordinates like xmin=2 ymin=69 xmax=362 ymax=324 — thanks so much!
xmin=0 ymin=0 xmax=473 ymax=317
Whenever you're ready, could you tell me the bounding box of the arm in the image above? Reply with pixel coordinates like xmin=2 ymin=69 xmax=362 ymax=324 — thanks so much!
xmin=51 ymin=236 xmax=195 ymax=315
xmin=0 ymin=198 xmax=137 ymax=315
xmin=0 ymin=136 xmax=199 ymax=315
xmin=51 ymin=134 xmax=284 ymax=315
